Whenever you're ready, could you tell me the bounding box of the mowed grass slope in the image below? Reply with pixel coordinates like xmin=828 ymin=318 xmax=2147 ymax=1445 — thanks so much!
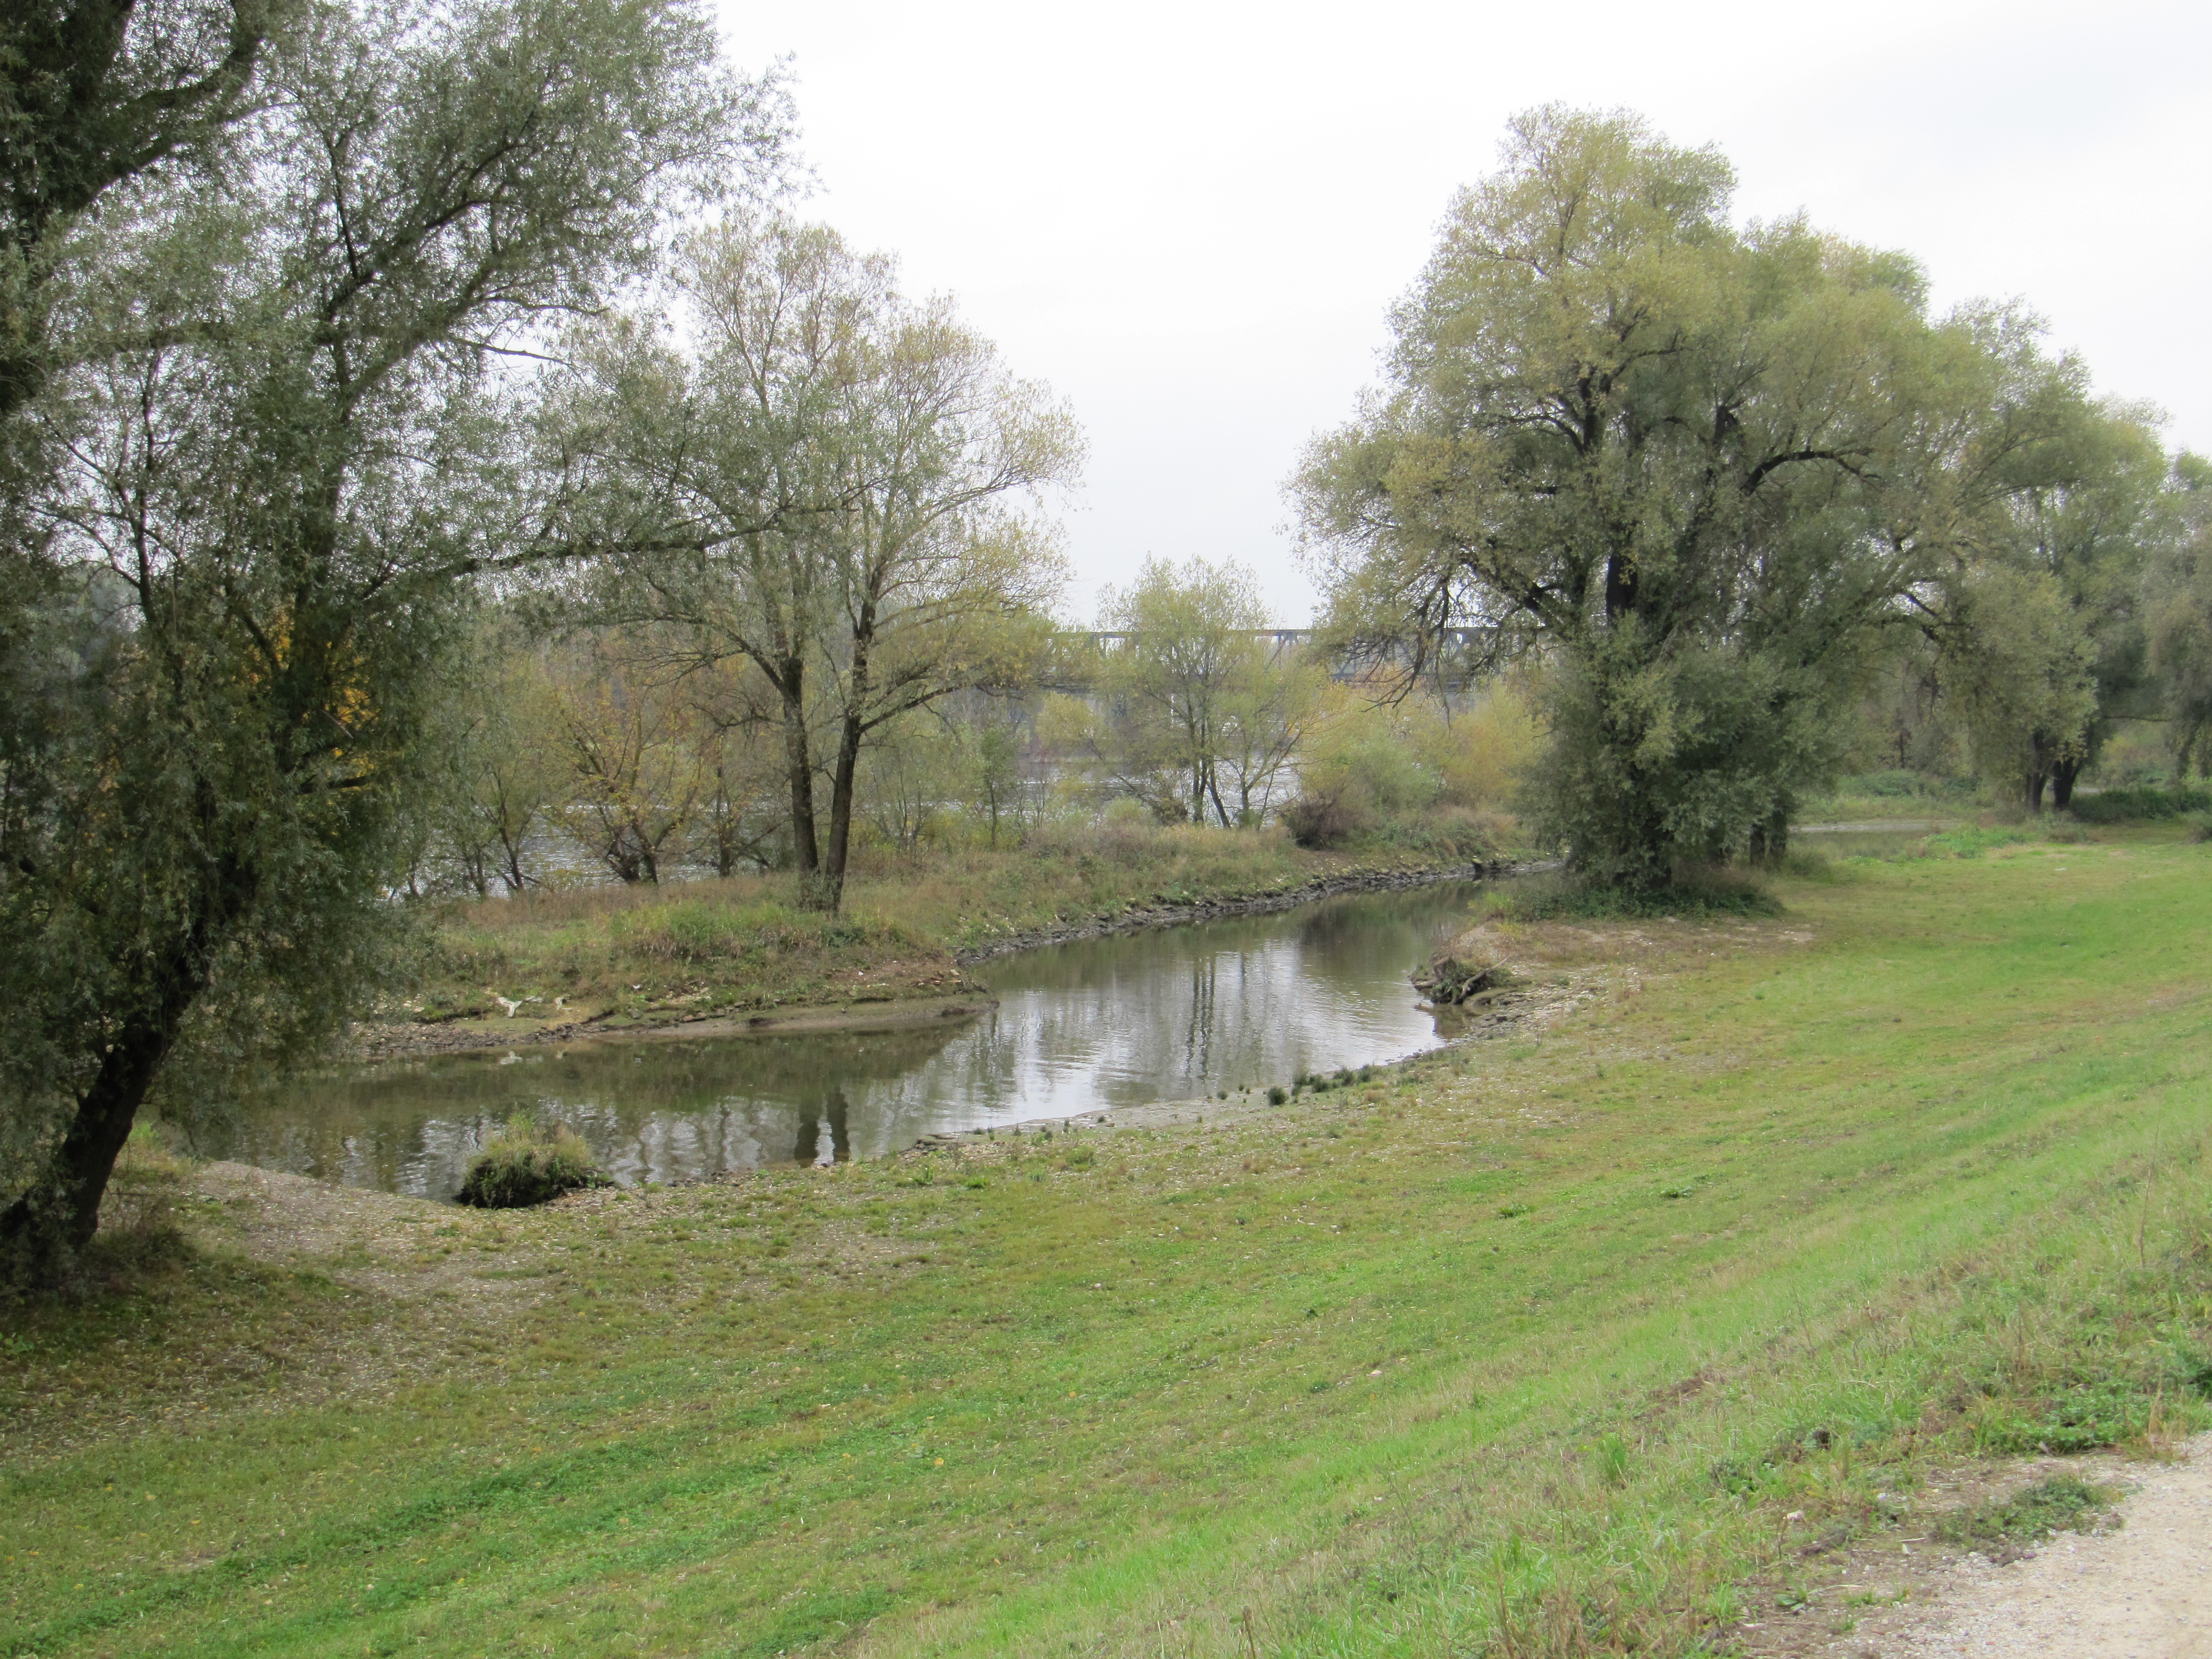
xmin=6 ymin=833 xmax=2211 ymax=1657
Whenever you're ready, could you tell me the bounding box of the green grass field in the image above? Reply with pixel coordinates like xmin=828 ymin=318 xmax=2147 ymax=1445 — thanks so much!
xmin=6 ymin=830 xmax=2211 ymax=1657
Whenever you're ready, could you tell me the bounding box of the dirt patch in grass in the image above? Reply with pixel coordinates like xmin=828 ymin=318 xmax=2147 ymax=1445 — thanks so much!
xmin=0 ymin=1161 xmax=562 ymax=1467
xmin=1733 ymin=1439 xmax=2209 ymax=1659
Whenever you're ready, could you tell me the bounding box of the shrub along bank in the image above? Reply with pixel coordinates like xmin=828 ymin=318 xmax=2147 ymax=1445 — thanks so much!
xmin=2064 ymin=785 xmax=2212 ymax=823
xmin=5 ymin=827 xmax=2210 ymax=1657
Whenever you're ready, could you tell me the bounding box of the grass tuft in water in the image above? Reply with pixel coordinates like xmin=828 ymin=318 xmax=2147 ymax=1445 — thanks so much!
xmin=454 ymin=1115 xmax=609 ymax=1208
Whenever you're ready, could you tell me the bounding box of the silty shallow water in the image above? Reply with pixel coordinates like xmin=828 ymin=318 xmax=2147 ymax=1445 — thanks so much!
xmin=211 ymin=878 xmax=1492 ymax=1198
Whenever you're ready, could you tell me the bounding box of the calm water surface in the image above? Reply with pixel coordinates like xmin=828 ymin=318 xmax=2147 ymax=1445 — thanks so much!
xmin=217 ymin=879 xmax=1491 ymax=1198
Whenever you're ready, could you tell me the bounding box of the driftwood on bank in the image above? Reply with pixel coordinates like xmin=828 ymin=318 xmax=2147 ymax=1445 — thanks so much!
xmin=1412 ymin=923 xmax=1516 ymax=1005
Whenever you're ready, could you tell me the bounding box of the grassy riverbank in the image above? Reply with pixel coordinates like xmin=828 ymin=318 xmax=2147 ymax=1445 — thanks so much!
xmin=7 ymin=828 xmax=2212 ymax=1657
xmin=388 ymin=820 xmax=1501 ymax=1042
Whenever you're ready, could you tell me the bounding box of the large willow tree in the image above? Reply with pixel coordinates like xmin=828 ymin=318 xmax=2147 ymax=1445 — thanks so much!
xmin=1 ymin=0 xmax=294 ymax=429
xmin=0 ymin=0 xmax=782 ymax=1286
xmin=1296 ymin=107 xmax=2084 ymax=889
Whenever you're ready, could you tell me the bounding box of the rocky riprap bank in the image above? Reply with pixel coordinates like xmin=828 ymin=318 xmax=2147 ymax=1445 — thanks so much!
xmin=952 ymin=859 xmax=1519 ymax=964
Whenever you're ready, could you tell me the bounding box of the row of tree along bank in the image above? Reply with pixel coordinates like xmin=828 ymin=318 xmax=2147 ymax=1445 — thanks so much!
xmin=1295 ymin=107 xmax=2212 ymax=885
xmin=3 ymin=3 xmax=2208 ymax=1286
xmin=0 ymin=0 xmax=1521 ymax=1277
xmin=418 ymin=590 xmax=1534 ymax=899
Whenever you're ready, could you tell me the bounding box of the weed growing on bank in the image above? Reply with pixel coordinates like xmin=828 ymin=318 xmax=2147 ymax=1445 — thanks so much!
xmin=1477 ymin=864 xmax=1782 ymax=922
xmin=2064 ymin=785 xmax=2211 ymax=823
xmin=1934 ymin=1475 xmax=2121 ymax=1552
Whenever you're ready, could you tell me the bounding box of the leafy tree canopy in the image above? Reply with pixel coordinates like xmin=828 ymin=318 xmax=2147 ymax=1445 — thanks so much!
xmin=544 ymin=211 xmax=1081 ymax=912
xmin=0 ymin=0 xmax=785 ymax=1286
xmin=1297 ymin=106 xmax=2101 ymax=886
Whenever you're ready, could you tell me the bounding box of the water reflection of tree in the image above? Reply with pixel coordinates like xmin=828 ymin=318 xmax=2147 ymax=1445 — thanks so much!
xmin=795 ymin=1084 xmax=851 ymax=1165
xmin=220 ymin=1022 xmax=962 ymax=1196
xmin=958 ymin=884 xmax=1485 ymax=1104
xmin=1177 ymin=952 xmax=1219 ymax=1079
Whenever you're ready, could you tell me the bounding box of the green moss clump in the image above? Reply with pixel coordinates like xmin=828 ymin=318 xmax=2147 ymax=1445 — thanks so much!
xmin=456 ymin=1117 xmax=609 ymax=1208
xmin=1935 ymin=1475 xmax=2118 ymax=1548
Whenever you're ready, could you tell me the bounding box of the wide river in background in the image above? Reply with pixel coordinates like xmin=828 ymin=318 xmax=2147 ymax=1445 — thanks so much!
xmin=213 ymin=878 xmax=1494 ymax=1199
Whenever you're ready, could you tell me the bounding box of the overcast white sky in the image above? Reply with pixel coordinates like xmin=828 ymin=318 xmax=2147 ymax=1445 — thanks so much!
xmin=714 ymin=0 xmax=2210 ymax=625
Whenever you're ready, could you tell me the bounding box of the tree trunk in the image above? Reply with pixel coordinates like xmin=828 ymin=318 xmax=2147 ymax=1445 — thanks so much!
xmin=0 ymin=982 xmax=195 ymax=1287
xmin=1747 ymin=805 xmax=1789 ymax=867
xmin=776 ymin=666 xmax=822 ymax=898
xmin=497 ymin=820 xmax=531 ymax=893
xmin=2024 ymin=731 xmax=2066 ymax=812
xmin=813 ymin=707 xmax=864 ymax=915
xmin=811 ymin=603 xmax=878 ymax=915
xmin=602 ymin=823 xmax=647 ymax=883
xmin=1207 ymin=768 xmax=1232 ymax=828
xmin=2051 ymin=757 xmax=2081 ymax=811
xmin=1 ymin=791 xmax=255 ymax=1289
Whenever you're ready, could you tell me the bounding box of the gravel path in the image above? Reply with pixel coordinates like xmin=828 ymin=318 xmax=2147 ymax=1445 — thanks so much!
xmin=1837 ymin=1436 xmax=2212 ymax=1659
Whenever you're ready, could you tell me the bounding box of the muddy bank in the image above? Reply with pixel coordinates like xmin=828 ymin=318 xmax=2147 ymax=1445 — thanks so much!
xmin=952 ymin=858 xmax=1518 ymax=964
xmin=898 ymin=954 xmax=1585 ymax=1159
xmin=901 ymin=905 xmax=1819 ymax=1159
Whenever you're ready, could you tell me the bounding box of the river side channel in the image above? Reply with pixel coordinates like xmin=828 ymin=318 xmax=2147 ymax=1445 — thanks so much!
xmin=212 ymin=878 xmax=1498 ymax=1196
